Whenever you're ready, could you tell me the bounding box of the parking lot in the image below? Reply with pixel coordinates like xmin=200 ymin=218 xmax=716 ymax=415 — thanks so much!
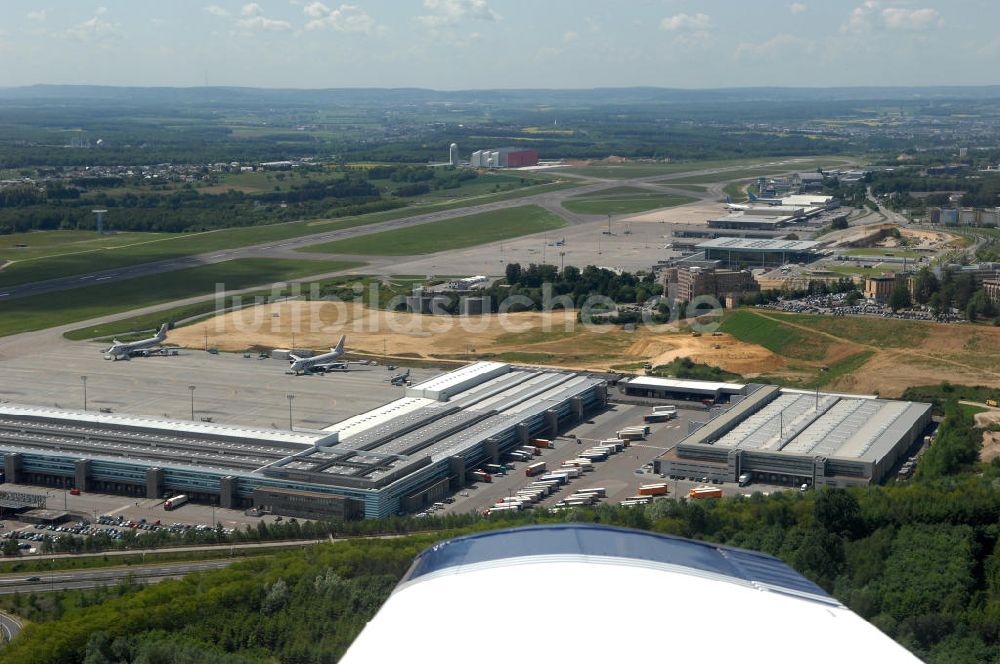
xmin=434 ymin=402 xmax=795 ymax=517
xmin=0 ymin=482 xmax=284 ymax=553
xmin=438 ymin=404 xmax=692 ymax=515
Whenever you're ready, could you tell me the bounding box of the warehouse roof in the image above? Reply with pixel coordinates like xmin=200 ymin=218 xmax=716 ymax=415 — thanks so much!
xmin=624 ymin=376 xmax=746 ymax=394
xmin=697 ymin=237 xmax=821 ymax=252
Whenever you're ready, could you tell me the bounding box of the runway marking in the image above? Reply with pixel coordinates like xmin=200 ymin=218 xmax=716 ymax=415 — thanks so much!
xmin=95 ymin=276 xmax=112 ymax=281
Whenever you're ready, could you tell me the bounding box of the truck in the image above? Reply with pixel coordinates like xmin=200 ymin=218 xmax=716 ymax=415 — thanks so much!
xmin=164 ymin=495 xmax=188 ymax=510
xmin=531 ymin=438 xmax=554 ymax=449
xmin=988 ymin=399 xmax=999 ymax=408
xmin=485 ymin=464 xmax=507 ymax=476
xmin=644 ymin=411 xmax=676 ymax=423
xmin=653 ymin=405 xmax=677 ymax=415
xmin=617 ymin=429 xmax=645 ymax=442
xmin=539 ymin=473 xmax=569 ymax=485
xmin=518 ymin=446 xmax=539 ymax=457
xmin=688 ymin=486 xmax=723 ymax=499
xmin=579 ymin=451 xmax=608 ymax=462
xmin=557 ymin=465 xmax=583 ymax=478
xmin=470 ymin=470 xmax=493 ymax=483
xmin=574 ymin=487 xmax=607 ymax=498
xmin=525 ymin=462 xmax=547 ymax=477
xmin=638 ymin=483 xmax=669 ymax=496
xmin=738 ymin=472 xmax=752 ymax=487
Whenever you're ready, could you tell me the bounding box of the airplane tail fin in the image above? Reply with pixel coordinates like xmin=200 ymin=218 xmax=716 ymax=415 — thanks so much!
xmin=748 ymin=191 xmax=758 ymax=201
xmin=725 ymin=195 xmax=732 ymax=204
xmin=157 ymin=323 xmax=168 ymax=339
xmin=333 ymin=335 xmax=346 ymax=354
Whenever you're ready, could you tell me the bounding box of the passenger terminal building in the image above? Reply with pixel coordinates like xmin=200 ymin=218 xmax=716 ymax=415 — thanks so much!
xmin=655 ymin=384 xmax=931 ymax=487
xmin=0 ymin=363 xmax=607 ymax=520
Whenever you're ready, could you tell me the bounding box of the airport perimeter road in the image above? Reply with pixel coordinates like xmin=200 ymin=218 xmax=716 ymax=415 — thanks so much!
xmin=0 ymin=560 xmax=235 ymax=596
xmin=0 ymin=610 xmax=22 ymax=641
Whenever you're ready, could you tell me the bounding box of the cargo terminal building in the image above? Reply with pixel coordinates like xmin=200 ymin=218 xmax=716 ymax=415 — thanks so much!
xmin=698 ymin=238 xmax=822 ymax=268
xmin=655 ymin=385 xmax=931 ymax=487
xmin=0 ymin=363 xmax=607 ymax=520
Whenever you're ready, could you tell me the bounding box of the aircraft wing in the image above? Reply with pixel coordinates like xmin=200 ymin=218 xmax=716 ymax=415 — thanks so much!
xmin=341 ymin=525 xmax=920 ymax=664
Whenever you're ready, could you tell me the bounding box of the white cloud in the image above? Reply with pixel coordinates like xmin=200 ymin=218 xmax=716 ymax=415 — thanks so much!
xmin=845 ymin=2 xmax=941 ymax=34
xmin=303 ymin=2 xmax=329 ymax=19
xmin=789 ymin=3 xmax=807 ymax=15
xmin=203 ymin=5 xmax=229 ymax=17
xmin=660 ymin=13 xmax=712 ymax=32
xmin=237 ymin=15 xmax=292 ymax=30
xmin=65 ymin=12 xmax=118 ymax=41
xmin=563 ymin=30 xmax=578 ymax=44
xmin=882 ymin=7 xmax=941 ymax=31
xmin=305 ymin=4 xmax=379 ymax=33
xmin=234 ymin=3 xmax=291 ymax=31
xmin=735 ymin=33 xmax=811 ymax=60
xmin=26 ymin=10 xmax=48 ymax=22
xmin=417 ymin=0 xmax=499 ymax=29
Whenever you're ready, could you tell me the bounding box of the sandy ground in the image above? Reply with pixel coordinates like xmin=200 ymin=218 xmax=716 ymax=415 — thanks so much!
xmin=165 ymin=299 xmax=1000 ymax=397
xmin=975 ymin=410 xmax=1000 ymax=428
xmin=622 ymin=201 xmax=718 ymax=224
xmin=980 ymin=432 xmax=1000 ymax=464
xmin=165 ymin=301 xmax=782 ymax=373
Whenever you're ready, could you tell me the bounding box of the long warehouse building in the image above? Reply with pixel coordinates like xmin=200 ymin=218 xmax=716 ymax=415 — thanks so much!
xmin=655 ymin=385 xmax=931 ymax=487
xmin=0 ymin=362 xmax=607 ymax=520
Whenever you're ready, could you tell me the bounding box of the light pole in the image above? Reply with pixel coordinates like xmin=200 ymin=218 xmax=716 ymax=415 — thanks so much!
xmin=188 ymin=385 xmax=196 ymax=421
xmin=81 ymin=375 xmax=88 ymax=411
xmin=286 ymin=394 xmax=295 ymax=430
xmin=559 ymin=251 xmax=566 ymax=274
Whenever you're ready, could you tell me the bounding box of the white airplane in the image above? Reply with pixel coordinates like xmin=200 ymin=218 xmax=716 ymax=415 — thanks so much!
xmin=724 ymin=195 xmax=752 ymax=211
xmin=104 ymin=324 xmax=169 ymax=361
xmin=288 ymin=335 xmax=350 ymax=375
xmin=341 ymin=524 xmax=920 ymax=664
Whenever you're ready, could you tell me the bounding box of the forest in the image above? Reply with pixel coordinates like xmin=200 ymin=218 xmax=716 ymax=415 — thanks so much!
xmin=1 ymin=400 xmax=997 ymax=663
xmin=0 ymin=166 xmax=500 ymax=235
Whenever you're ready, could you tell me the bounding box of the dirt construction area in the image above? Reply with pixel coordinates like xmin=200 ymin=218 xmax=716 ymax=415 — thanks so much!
xmin=165 ymin=301 xmax=779 ymax=373
xmin=167 ymin=301 xmax=1000 ymax=397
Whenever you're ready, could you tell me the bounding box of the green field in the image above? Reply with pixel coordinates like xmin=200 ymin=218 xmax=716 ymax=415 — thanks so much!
xmin=303 ymin=205 xmax=567 ymax=256
xmin=560 ymin=156 xmax=854 ymax=181
xmin=0 ymin=258 xmax=363 ymax=338
xmin=559 ymin=156 xmax=801 ymax=180
xmin=0 ymin=181 xmax=578 ymax=289
xmin=719 ymin=309 xmax=830 ymax=360
xmin=657 ymin=158 xmax=849 ymax=185
xmin=561 ymin=188 xmax=696 ymax=215
xmin=0 ymin=231 xmax=170 ymax=263
xmin=845 ymin=247 xmax=922 ymax=259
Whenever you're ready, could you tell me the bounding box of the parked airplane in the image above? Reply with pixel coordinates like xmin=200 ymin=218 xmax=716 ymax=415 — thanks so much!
xmin=387 ymin=369 xmax=411 ymax=386
xmin=748 ymin=191 xmax=783 ymax=205
xmin=288 ymin=336 xmax=352 ymax=375
xmin=724 ymin=195 xmax=751 ymax=211
xmin=104 ymin=324 xmax=170 ymax=361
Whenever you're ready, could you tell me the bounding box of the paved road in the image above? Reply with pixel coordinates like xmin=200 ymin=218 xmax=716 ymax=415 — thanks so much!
xmin=0 ymin=560 xmax=235 ymax=595
xmin=0 ymin=610 xmax=21 ymax=641
xmin=0 ymin=156 xmax=850 ymax=302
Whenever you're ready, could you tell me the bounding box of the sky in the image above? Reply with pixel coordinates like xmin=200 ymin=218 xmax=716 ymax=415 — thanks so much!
xmin=0 ymin=0 xmax=996 ymax=89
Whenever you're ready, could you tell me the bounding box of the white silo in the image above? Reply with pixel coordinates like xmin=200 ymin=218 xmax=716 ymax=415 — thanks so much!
xmin=449 ymin=142 xmax=459 ymax=166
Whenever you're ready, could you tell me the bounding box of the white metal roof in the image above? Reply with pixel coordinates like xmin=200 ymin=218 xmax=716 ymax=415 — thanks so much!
xmin=343 ymin=558 xmax=917 ymax=664
xmin=697 ymin=237 xmax=821 ymax=252
xmin=0 ymin=403 xmax=320 ymax=446
xmin=625 ymin=376 xmax=746 ymax=393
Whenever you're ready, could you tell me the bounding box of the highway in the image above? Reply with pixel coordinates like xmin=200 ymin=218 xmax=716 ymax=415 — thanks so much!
xmin=0 ymin=156 xmax=847 ymax=302
xmin=0 ymin=560 xmax=235 ymax=596
xmin=0 ymin=609 xmax=21 ymax=642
